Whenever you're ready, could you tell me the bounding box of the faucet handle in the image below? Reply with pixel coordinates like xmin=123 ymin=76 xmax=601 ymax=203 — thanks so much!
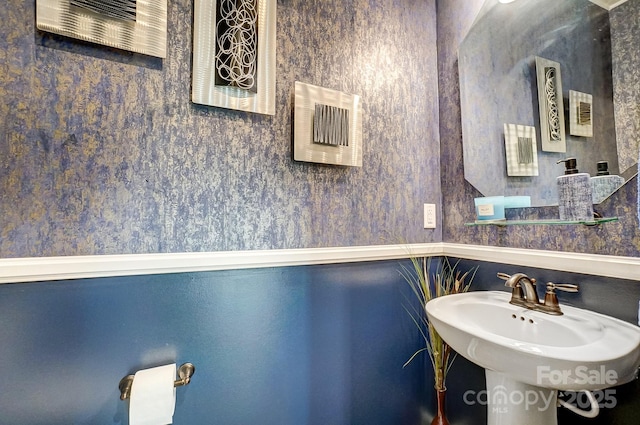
xmin=542 ymin=282 xmax=579 ymax=315
xmin=546 ymin=282 xmax=579 ymax=293
xmin=497 ymin=272 xmax=511 ymax=281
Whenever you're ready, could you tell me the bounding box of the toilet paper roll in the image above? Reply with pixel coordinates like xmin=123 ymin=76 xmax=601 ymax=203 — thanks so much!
xmin=129 ymin=363 xmax=176 ymax=425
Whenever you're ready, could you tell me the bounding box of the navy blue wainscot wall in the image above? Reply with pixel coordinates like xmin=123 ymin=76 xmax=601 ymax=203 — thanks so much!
xmin=0 ymin=259 xmax=432 ymax=425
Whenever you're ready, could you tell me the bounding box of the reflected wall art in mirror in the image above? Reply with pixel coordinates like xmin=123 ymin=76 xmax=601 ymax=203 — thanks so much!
xmin=459 ymin=0 xmax=638 ymax=207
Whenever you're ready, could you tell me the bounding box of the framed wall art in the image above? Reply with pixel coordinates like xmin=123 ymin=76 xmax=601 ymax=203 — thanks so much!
xmin=293 ymin=81 xmax=363 ymax=167
xmin=569 ymin=90 xmax=593 ymax=138
xmin=535 ymin=56 xmax=566 ymax=152
xmin=192 ymin=0 xmax=276 ymax=115
xmin=504 ymin=123 xmax=539 ymax=177
xmin=36 ymin=0 xmax=167 ymax=58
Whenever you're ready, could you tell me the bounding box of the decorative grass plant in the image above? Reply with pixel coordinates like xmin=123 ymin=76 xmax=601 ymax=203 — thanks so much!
xmin=400 ymin=257 xmax=477 ymax=391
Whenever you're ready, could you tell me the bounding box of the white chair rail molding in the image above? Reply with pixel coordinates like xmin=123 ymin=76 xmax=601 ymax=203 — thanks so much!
xmin=1 ymin=243 xmax=639 ymax=284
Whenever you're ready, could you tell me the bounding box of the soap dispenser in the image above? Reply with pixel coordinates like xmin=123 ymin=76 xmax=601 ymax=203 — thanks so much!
xmin=590 ymin=161 xmax=625 ymax=204
xmin=556 ymin=158 xmax=594 ymax=221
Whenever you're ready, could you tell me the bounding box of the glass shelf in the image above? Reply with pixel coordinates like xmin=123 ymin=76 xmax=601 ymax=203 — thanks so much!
xmin=465 ymin=217 xmax=619 ymax=227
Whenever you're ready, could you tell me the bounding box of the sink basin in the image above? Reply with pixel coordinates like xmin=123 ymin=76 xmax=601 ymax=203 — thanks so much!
xmin=426 ymin=290 xmax=640 ymax=425
xmin=426 ymin=291 xmax=640 ymax=391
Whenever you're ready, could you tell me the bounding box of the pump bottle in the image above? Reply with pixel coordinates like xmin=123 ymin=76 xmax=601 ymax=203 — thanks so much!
xmin=556 ymin=158 xmax=593 ymax=221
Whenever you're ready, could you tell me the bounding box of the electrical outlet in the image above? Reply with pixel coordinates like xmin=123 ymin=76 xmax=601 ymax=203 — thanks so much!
xmin=424 ymin=204 xmax=436 ymax=228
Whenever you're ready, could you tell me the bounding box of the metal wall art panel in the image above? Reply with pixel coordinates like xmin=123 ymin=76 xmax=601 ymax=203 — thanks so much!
xmin=569 ymin=90 xmax=594 ymax=138
xmin=192 ymin=0 xmax=276 ymax=115
xmin=36 ymin=0 xmax=167 ymax=58
xmin=535 ymin=56 xmax=566 ymax=152
xmin=504 ymin=123 xmax=539 ymax=177
xmin=293 ymin=81 xmax=362 ymax=167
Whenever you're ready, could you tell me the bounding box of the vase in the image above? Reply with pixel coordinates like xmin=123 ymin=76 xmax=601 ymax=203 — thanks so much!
xmin=431 ymin=387 xmax=449 ymax=425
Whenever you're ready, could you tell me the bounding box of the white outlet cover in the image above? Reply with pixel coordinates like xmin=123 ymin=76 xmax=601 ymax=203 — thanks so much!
xmin=424 ymin=204 xmax=436 ymax=229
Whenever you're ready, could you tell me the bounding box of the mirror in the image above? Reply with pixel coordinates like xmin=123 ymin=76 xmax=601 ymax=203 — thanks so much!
xmin=459 ymin=0 xmax=638 ymax=207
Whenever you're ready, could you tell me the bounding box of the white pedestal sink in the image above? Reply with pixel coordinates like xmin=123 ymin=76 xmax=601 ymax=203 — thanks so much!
xmin=426 ymin=291 xmax=640 ymax=425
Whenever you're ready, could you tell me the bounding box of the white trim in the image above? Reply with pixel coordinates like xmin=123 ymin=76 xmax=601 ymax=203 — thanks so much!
xmin=443 ymin=244 xmax=640 ymax=281
xmin=0 ymin=244 xmax=444 ymax=284
xmin=0 ymin=243 xmax=638 ymax=284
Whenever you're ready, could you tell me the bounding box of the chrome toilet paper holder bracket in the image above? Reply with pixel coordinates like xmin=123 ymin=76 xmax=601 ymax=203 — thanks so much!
xmin=119 ymin=362 xmax=196 ymax=400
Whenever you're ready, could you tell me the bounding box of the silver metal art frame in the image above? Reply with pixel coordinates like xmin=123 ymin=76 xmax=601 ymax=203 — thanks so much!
xmin=293 ymin=81 xmax=363 ymax=167
xmin=535 ymin=56 xmax=566 ymax=152
xmin=192 ymin=0 xmax=276 ymax=115
xmin=504 ymin=123 xmax=539 ymax=177
xmin=36 ymin=0 xmax=168 ymax=58
xmin=569 ymin=90 xmax=594 ymax=138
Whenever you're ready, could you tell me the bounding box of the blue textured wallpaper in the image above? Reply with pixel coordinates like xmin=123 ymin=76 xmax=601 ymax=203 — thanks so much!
xmin=438 ymin=0 xmax=640 ymax=257
xmin=0 ymin=0 xmax=441 ymax=257
xmin=610 ymin=0 xmax=640 ymax=173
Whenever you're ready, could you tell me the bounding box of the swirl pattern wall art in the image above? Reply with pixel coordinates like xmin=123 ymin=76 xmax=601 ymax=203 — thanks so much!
xmin=215 ymin=0 xmax=258 ymax=92
xmin=535 ymin=56 xmax=566 ymax=152
xmin=192 ymin=0 xmax=276 ymax=115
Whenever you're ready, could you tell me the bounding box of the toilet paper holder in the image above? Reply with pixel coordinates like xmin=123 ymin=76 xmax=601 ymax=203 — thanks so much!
xmin=119 ymin=362 xmax=196 ymax=400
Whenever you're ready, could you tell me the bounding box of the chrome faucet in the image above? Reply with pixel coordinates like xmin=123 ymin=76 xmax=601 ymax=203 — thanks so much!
xmin=497 ymin=272 xmax=579 ymax=315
